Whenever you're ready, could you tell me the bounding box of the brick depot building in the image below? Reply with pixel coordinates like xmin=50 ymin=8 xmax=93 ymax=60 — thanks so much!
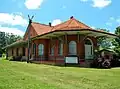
xmin=6 ymin=17 xmax=117 ymax=67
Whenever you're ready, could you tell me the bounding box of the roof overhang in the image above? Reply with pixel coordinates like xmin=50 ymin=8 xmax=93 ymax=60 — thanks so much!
xmin=4 ymin=40 xmax=27 ymax=49
xmin=32 ymin=29 xmax=119 ymax=40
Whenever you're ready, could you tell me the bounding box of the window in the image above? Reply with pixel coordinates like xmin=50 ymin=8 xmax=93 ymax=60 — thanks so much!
xmin=50 ymin=40 xmax=55 ymax=56
xmin=58 ymin=41 xmax=63 ymax=55
xmin=69 ymin=41 xmax=77 ymax=55
xmin=38 ymin=44 xmax=44 ymax=56
xmin=22 ymin=47 xmax=25 ymax=56
xmin=32 ymin=43 xmax=36 ymax=55
xmin=51 ymin=45 xmax=55 ymax=55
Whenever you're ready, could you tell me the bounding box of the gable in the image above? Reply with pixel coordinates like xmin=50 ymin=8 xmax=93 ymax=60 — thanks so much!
xmin=31 ymin=22 xmax=53 ymax=35
xmin=24 ymin=25 xmax=38 ymax=40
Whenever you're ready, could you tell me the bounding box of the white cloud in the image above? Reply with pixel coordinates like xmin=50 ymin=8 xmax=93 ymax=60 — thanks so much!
xmin=92 ymin=0 xmax=111 ymax=8
xmin=0 ymin=25 xmax=24 ymax=36
xmin=106 ymin=17 xmax=120 ymax=27
xmin=80 ymin=0 xmax=111 ymax=9
xmin=52 ymin=19 xmax=62 ymax=26
xmin=25 ymin=0 xmax=43 ymax=9
xmin=0 ymin=13 xmax=28 ymax=27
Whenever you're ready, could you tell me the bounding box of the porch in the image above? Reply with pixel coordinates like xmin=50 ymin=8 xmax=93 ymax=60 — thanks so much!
xmin=29 ymin=30 xmax=116 ymax=67
xmin=31 ymin=33 xmax=98 ymax=60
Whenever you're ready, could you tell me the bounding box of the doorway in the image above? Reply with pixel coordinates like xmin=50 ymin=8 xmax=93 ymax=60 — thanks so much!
xmin=85 ymin=38 xmax=93 ymax=59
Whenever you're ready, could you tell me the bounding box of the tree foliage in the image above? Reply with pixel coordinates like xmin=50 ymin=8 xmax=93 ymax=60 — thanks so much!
xmin=0 ymin=32 xmax=6 ymax=54
xmin=0 ymin=31 xmax=22 ymax=54
xmin=5 ymin=33 xmax=22 ymax=45
xmin=96 ymin=29 xmax=112 ymax=50
xmin=112 ymin=26 xmax=120 ymax=55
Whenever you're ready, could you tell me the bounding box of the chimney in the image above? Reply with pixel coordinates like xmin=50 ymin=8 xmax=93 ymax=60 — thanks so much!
xmin=49 ymin=22 xmax=52 ymax=27
xmin=70 ymin=16 xmax=74 ymax=19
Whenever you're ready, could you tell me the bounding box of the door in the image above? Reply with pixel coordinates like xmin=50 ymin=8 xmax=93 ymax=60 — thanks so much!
xmin=85 ymin=45 xmax=93 ymax=59
xmin=85 ymin=39 xmax=93 ymax=59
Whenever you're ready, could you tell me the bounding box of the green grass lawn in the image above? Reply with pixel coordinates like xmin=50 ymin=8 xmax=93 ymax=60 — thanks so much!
xmin=0 ymin=60 xmax=120 ymax=89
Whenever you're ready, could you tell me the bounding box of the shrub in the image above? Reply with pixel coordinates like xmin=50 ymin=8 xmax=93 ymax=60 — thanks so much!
xmin=2 ymin=53 xmax=6 ymax=58
xmin=1 ymin=54 xmax=7 ymax=60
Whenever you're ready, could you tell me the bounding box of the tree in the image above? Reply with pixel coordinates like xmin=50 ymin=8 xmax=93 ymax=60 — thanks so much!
xmin=0 ymin=31 xmax=6 ymax=54
xmin=5 ymin=33 xmax=22 ymax=45
xmin=96 ymin=28 xmax=112 ymax=50
xmin=115 ymin=26 xmax=120 ymax=35
xmin=0 ymin=31 xmax=22 ymax=54
xmin=112 ymin=26 xmax=120 ymax=56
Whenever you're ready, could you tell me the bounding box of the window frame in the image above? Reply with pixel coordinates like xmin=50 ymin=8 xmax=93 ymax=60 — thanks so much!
xmin=50 ymin=44 xmax=55 ymax=56
xmin=58 ymin=41 xmax=63 ymax=55
xmin=38 ymin=44 xmax=44 ymax=56
xmin=32 ymin=43 xmax=36 ymax=55
xmin=69 ymin=41 xmax=77 ymax=55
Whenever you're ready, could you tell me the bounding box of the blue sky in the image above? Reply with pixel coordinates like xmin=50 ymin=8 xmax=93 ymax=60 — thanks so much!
xmin=0 ymin=0 xmax=120 ymax=36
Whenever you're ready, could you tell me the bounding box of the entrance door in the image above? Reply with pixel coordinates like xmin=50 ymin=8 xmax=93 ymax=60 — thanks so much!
xmin=85 ymin=39 xmax=93 ymax=59
xmin=85 ymin=45 xmax=93 ymax=59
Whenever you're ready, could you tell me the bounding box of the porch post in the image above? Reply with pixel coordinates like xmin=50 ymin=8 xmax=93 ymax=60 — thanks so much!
xmin=77 ymin=33 xmax=81 ymax=61
xmin=55 ymin=39 xmax=59 ymax=64
xmin=63 ymin=33 xmax=68 ymax=56
xmin=80 ymin=35 xmax=85 ymax=59
xmin=49 ymin=37 xmax=52 ymax=56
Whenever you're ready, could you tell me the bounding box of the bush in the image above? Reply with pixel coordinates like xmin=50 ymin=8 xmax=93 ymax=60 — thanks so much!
xmin=0 ymin=54 xmax=7 ymax=60
xmin=2 ymin=53 xmax=6 ymax=58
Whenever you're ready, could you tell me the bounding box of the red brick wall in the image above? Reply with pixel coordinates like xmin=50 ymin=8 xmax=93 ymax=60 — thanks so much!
xmin=8 ymin=46 xmax=27 ymax=57
xmin=33 ymin=39 xmax=49 ymax=57
xmin=7 ymin=35 xmax=97 ymax=62
xmin=28 ymin=35 xmax=97 ymax=61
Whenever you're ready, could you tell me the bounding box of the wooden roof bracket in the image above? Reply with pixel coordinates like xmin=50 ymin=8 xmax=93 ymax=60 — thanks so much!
xmin=77 ymin=32 xmax=80 ymax=43
xmin=65 ymin=33 xmax=68 ymax=44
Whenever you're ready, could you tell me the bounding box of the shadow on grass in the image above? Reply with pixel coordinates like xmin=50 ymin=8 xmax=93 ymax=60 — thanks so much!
xmin=8 ymin=60 xmax=116 ymax=69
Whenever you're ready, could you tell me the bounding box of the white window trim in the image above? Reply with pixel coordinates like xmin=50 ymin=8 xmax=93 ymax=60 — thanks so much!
xmin=58 ymin=41 xmax=63 ymax=56
xmin=38 ymin=44 xmax=44 ymax=56
xmin=69 ymin=41 xmax=77 ymax=55
xmin=51 ymin=46 xmax=54 ymax=56
xmin=85 ymin=38 xmax=94 ymax=59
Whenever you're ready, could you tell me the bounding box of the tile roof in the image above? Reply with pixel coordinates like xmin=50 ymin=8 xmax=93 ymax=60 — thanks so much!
xmin=31 ymin=17 xmax=92 ymax=36
xmin=31 ymin=22 xmax=53 ymax=35
xmin=29 ymin=17 xmax=118 ymax=38
xmin=52 ymin=17 xmax=92 ymax=31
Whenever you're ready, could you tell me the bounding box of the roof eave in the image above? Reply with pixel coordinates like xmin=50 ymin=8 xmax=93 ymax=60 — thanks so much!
xmin=32 ymin=29 xmax=119 ymax=40
xmin=4 ymin=40 xmax=27 ymax=49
